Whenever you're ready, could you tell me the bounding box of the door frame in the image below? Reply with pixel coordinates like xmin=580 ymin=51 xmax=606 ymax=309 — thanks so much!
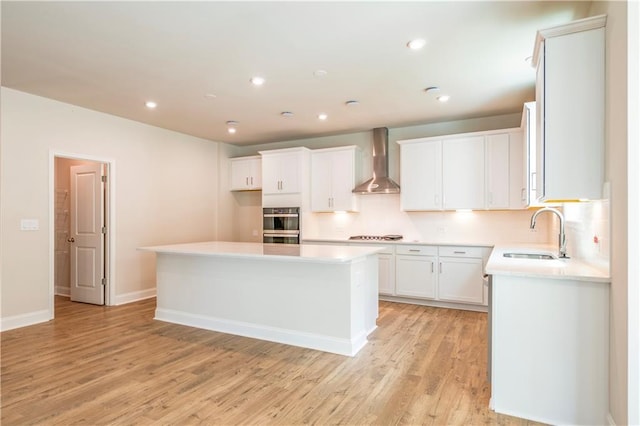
xmin=49 ymin=150 xmax=116 ymax=314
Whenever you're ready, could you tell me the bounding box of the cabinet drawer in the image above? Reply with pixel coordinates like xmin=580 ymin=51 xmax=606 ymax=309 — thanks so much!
xmin=438 ymin=246 xmax=484 ymax=258
xmin=396 ymin=245 xmax=437 ymax=256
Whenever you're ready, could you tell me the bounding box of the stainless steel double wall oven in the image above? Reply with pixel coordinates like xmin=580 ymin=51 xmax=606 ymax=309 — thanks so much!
xmin=263 ymin=207 xmax=300 ymax=244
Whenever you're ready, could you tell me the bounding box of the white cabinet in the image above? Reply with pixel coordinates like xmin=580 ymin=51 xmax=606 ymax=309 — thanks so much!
xmin=442 ymin=136 xmax=485 ymax=210
xmin=521 ymin=102 xmax=539 ymax=206
xmin=260 ymin=149 xmax=306 ymax=195
xmin=438 ymin=246 xmax=485 ymax=305
xmin=491 ymin=274 xmax=609 ymax=424
xmin=486 ymin=131 xmax=526 ymax=210
xmin=533 ymin=15 xmax=605 ymax=201
xmin=395 ymin=245 xmax=438 ymax=299
xmin=400 ymin=140 xmax=442 ymax=210
xmin=230 ymin=156 xmax=262 ymax=191
xmin=311 ymin=146 xmax=360 ymax=212
xmin=399 ymin=129 xmax=524 ymax=211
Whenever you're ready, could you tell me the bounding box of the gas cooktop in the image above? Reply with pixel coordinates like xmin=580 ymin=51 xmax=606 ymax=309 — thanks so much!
xmin=349 ymin=235 xmax=403 ymax=241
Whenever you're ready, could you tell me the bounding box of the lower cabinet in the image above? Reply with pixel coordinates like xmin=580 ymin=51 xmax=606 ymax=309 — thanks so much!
xmin=302 ymin=240 xmax=490 ymax=310
xmin=395 ymin=245 xmax=438 ymax=299
xmin=394 ymin=244 xmax=488 ymax=308
xmin=438 ymin=253 xmax=484 ymax=304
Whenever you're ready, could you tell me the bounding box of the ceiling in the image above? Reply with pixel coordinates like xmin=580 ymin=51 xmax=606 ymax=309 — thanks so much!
xmin=1 ymin=1 xmax=591 ymax=146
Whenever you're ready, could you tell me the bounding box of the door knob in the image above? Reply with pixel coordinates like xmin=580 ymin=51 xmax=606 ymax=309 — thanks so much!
xmin=67 ymin=237 xmax=75 ymax=243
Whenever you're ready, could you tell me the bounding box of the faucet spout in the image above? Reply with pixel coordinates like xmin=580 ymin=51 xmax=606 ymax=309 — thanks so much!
xmin=529 ymin=207 xmax=569 ymax=258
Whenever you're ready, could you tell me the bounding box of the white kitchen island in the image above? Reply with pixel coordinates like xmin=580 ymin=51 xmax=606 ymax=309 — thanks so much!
xmin=139 ymin=241 xmax=383 ymax=356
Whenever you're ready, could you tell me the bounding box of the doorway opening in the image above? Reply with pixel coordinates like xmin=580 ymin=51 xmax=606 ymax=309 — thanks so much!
xmin=51 ymin=153 xmax=115 ymax=314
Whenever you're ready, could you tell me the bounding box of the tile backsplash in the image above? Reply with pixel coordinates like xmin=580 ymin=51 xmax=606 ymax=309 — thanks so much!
xmin=304 ymin=194 xmax=554 ymax=246
xmin=562 ymin=199 xmax=610 ymax=268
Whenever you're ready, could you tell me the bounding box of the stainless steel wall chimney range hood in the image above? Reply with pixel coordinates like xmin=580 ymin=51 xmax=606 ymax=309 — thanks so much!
xmin=352 ymin=127 xmax=401 ymax=194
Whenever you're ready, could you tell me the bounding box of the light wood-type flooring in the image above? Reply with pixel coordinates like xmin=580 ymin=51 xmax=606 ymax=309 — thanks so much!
xmin=1 ymin=296 xmax=542 ymax=425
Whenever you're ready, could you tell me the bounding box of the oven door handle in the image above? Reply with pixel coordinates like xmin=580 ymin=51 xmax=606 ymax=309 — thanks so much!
xmin=263 ymin=213 xmax=299 ymax=218
xmin=264 ymin=233 xmax=300 ymax=238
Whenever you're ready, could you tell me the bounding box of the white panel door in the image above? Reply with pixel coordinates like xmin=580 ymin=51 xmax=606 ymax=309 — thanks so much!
xmin=69 ymin=163 xmax=105 ymax=305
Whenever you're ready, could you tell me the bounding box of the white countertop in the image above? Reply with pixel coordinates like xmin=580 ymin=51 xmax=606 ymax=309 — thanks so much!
xmin=485 ymin=243 xmax=610 ymax=283
xmin=303 ymin=238 xmax=493 ymax=248
xmin=139 ymin=241 xmax=385 ymax=264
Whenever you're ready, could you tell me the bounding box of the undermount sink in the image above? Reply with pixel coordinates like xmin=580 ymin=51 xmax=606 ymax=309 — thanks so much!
xmin=503 ymin=252 xmax=557 ymax=260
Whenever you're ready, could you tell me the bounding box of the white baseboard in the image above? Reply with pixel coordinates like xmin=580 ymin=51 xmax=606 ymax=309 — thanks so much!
xmin=0 ymin=309 xmax=51 ymax=332
xmin=55 ymin=286 xmax=70 ymax=297
xmin=155 ymin=308 xmax=367 ymax=357
xmin=113 ymin=288 xmax=156 ymax=305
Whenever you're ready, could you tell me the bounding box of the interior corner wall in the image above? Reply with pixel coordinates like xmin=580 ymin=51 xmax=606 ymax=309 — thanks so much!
xmin=0 ymin=88 xmax=220 ymax=328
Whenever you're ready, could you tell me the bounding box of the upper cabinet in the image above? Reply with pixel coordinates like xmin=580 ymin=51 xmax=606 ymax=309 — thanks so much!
xmin=259 ymin=147 xmax=311 ymax=208
xmin=398 ymin=129 xmax=523 ymax=211
xmin=310 ymin=146 xmax=361 ymax=212
xmin=533 ymin=15 xmax=606 ymax=201
xmin=230 ymin=155 xmax=262 ymax=191
xmin=259 ymin=147 xmax=310 ymax=195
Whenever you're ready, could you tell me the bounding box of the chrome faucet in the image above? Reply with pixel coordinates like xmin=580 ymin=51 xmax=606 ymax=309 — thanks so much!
xmin=530 ymin=207 xmax=569 ymax=258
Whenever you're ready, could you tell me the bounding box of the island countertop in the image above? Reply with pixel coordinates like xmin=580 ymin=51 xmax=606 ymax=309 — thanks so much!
xmin=139 ymin=241 xmax=385 ymax=263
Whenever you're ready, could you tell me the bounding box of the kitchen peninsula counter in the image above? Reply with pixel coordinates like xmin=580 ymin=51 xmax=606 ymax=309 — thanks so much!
xmin=139 ymin=241 xmax=383 ymax=356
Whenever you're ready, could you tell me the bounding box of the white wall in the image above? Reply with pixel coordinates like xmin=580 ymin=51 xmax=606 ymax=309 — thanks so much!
xmin=0 ymin=88 xmax=220 ymax=329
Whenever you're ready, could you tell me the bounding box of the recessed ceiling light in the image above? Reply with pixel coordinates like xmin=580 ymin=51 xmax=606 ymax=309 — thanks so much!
xmin=145 ymin=101 xmax=157 ymax=109
xmin=281 ymin=111 xmax=294 ymax=117
xmin=345 ymin=100 xmax=360 ymax=107
xmin=318 ymin=113 xmax=328 ymax=120
xmin=437 ymin=95 xmax=450 ymax=103
xmin=250 ymin=76 xmax=265 ymax=86
xmin=226 ymin=120 xmax=238 ymax=134
xmin=407 ymin=38 xmax=427 ymax=50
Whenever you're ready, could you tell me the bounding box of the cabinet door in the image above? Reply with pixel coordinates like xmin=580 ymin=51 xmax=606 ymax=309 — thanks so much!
xmin=278 ymin=152 xmax=301 ymax=194
xmin=485 ymin=133 xmax=510 ymax=209
xmin=400 ymin=141 xmax=442 ymax=210
xmin=438 ymin=256 xmax=483 ymax=304
xmin=535 ymin=43 xmax=546 ymax=201
xmin=262 ymin=152 xmax=300 ymax=195
xmin=541 ymin=28 xmax=604 ymax=200
xmin=378 ymin=253 xmax=395 ymax=296
xmin=395 ymin=254 xmax=437 ymax=299
xmin=442 ymin=137 xmax=485 ymax=209
xmin=311 ymin=151 xmax=333 ymax=211
xmin=230 ymin=157 xmax=261 ymax=191
xmin=261 ymin=155 xmax=281 ymax=194
xmin=330 ymin=150 xmax=356 ymax=211
xmin=230 ymin=159 xmax=253 ymax=191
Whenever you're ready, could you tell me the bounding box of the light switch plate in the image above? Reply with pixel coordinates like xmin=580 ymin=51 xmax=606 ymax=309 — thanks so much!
xmin=20 ymin=219 xmax=39 ymax=231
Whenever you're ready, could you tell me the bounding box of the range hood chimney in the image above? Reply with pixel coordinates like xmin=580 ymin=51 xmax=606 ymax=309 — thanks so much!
xmin=352 ymin=127 xmax=401 ymax=194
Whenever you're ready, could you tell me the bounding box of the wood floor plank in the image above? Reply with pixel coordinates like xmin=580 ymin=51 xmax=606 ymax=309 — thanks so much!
xmin=1 ymin=296 xmax=544 ymax=425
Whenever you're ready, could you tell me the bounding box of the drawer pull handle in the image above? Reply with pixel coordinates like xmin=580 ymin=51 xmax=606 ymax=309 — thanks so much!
xmin=409 ymin=249 xmax=421 ymax=252
xmin=453 ymin=251 xmax=466 ymax=254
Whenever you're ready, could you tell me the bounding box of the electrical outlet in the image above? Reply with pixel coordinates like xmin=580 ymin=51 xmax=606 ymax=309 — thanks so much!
xmin=252 ymin=229 xmax=258 ymax=237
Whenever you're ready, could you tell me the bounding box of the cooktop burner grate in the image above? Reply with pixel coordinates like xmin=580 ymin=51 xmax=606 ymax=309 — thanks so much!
xmin=349 ymin=235 xmax=403 ymax=241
